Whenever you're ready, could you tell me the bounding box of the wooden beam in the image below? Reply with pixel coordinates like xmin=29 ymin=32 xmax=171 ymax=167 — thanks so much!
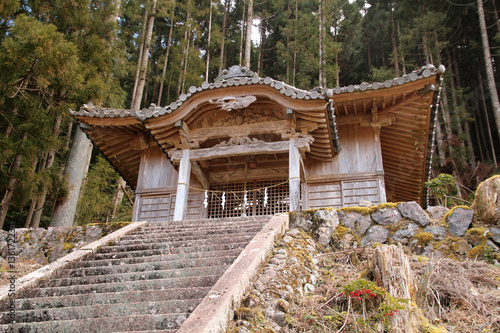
xmin=173 ymin=149 xmax=191 ymax=221
xmin=289 ymin=138 xmax=301 ymax=212
xmin=168 ymin=136 xmax=313 ymax=164
xmin=191 ymin=161 xmax=209 ymax=190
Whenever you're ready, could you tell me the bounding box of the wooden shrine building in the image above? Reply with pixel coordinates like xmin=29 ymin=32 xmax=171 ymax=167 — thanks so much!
xmin=71 ymin=65 xmax=444 ymax=222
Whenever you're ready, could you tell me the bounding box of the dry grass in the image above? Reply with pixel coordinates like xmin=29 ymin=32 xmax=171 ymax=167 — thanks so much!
xmin=0 ymin=260 xmax=43 ymax=286
xmin=286 ymin=250 xmax=500 ymax=333
xmin=412 ymin=257 xmax=500 ymax=332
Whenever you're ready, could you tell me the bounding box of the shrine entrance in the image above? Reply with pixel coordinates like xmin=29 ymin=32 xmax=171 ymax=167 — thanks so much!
xmin=207 ymin=179 xmax=291 ymax=218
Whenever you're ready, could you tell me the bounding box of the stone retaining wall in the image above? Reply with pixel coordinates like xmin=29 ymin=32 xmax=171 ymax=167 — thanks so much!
xmin=0 ymin=222 xmax=132 ymax=265
xmin=3 ymin=201 xmax=500 ymax=266
xmin=290 ymin=202 xmax=500 ymax=262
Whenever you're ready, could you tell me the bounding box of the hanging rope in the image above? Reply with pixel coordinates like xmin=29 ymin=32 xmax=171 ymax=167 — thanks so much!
xmin=186 ymin=178 xmax=290 ymax=195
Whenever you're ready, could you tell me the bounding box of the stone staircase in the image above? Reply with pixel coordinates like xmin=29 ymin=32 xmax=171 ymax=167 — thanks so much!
xmin=0 ymin=216 xmax=270 ymax=333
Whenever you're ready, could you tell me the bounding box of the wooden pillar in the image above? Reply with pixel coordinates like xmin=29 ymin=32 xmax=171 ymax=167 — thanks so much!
xmin=174 ymin=149 xmax=191 ymax=221
xmin=289 ymin=138 xmax=301 ymax=211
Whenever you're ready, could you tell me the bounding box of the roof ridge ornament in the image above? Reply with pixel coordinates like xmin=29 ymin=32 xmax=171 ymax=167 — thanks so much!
xmin=214 ymin=65 xmax=258 ymax=82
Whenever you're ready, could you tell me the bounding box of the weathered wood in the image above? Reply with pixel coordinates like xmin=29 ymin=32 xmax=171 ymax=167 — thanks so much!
xmin=168 ymin=136 xmax=313 ymax=164
xmin=289 ymin=138 xmax=301 ymax=211
xmin=375 ymin=244 xmax=419 ymax=333
xmin=173 ymin=149 xmax=191 ymax=221
xmin=191 ymin=161 xmax=209 ymax=189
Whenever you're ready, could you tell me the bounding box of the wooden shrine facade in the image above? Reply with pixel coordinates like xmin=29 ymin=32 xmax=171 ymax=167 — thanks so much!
xmin=72 ymin=65 xmax=444 ymax=222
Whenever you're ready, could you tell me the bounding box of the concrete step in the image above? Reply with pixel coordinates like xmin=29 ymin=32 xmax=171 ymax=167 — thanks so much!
xmin=10 ymin=287 xmax=210 ymax=312
xmin=89 ymin=241 xmax=248 ymax=261
xmin=0 ymin=216 xmax=272 ymax=332
xmin=62 ymin=256 xmax=236 ymax=278
xmin=2 ymin=298 xmax=201 ymax=324
xmin=144 ymin=216 xmax=270 ymax=228
xmin=0 ymin=313 xmax=190 ymax=332
xmin=119 ymin=225 xmax=264 ymax=243
xmin=27 ymin=274 xmax=220 ymax=298
xmin=99 ymin=234 xmax=254 ymax=253
xmin=74 ymin=249 xmax=242 ymax=269
xmin=38 ymin=265 xmax=228 ymax=288
xmin=133 ymin=219 xmax=266 ymax=233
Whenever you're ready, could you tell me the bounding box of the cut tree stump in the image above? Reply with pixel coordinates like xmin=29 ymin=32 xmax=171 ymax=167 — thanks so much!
xmin=375 ymin=244 xmax=419 ymax=333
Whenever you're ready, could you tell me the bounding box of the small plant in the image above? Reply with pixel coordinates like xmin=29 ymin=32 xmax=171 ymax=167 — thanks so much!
xmin=340 ymin=278 xmax=408 ymax=325
xmin=425 ymin=173 xmax=456 ymax=206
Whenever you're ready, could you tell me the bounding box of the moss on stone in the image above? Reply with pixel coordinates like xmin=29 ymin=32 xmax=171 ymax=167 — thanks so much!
xmin=444 ymin=205 xmax=472 ymax=221
xmin=338 ymin=206 xmax=372 ymax=215
xmin=235 ymin=307 xmax=266 ymax=322
xmin=468 ymin=245 xmax=487 ymax=260
xmin=413 ymin=231 xmax=434 ymax=247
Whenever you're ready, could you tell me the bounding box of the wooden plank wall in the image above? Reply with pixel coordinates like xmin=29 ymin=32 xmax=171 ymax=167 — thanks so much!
xmin=306 ymin=123 xmax=383 ymax=176
xmin=307 ymin=176 xmax=382 ymax=209
xmin=136 ymin=190 xmax=204 ymax=222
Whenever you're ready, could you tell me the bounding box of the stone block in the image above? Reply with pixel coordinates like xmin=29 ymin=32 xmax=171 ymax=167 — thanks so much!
xmin=361 ymin=225 xmax=390 ymax=246
xmin=447 ymin=207 xmax=473 ymax=237
xmin=371 ymin=207 xmax=402 ymax=226
xmin=398 ymin=201 xmax=430 ymax=226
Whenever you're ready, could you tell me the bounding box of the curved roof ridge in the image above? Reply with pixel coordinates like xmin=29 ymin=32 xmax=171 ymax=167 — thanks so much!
xmin=72 ymin=64 xmax=444 ymax=120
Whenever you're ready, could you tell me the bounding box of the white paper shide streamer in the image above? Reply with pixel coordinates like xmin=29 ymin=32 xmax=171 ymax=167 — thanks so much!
xmin=263 ymin=188 xmax=268 ymax=207
xmin=203 ymin=190 xmax=208 ymax=208
xmin=221 ymin=192 xmax=226 ymax=210
xmin=243 ymin=191 xmax=248 ymax=208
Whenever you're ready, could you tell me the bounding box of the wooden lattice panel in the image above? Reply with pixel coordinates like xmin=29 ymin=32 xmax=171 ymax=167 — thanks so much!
xmin=139 ymin=195 xmax=173 ymax=222
xmin=308 ymin=178 xmax=381 ymax=209
xmin=208 ymin=179 xmax=290 ymax=218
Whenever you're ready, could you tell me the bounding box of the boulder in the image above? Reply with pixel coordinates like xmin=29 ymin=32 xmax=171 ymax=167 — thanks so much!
xmin=398 ymin=201 xmax=431 ymax=226
xmin=447 ymin=207 xmax=474 ymax=237
xmin=361 ymin=225 xmax=390 ymax=246
xmin=423 ymin=226 xmax=447 ymax=240
xmin=490 ymin=227 xmax=500 ymax=245
xmin=472 ymin=175 xmax=500 ymax=224
xmin=426 ymin=206 xmax=449 ymax=219
xmin=371 ymin=207 xmax=402 ymax=226
xmin=84 ymin=226 xmax=103 ymax=243
xmin=392 ymin=223 xmax=419 ymax=244
xmin=338 ymin=210 xmax=372 ymax=236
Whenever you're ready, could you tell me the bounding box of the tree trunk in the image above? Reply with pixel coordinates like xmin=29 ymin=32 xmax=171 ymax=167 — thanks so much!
xmin=219 ymin=0 xmax=229 ymax=74
xmin=374 ymin=245 xmax=420 ymax=333
xmin=205 ymin=0 xmax=213 ymax=82
xmin=292 ymin=0 xmax=297 ymax=86
xmin=479 ymin=72 xmax=498 ymax=167
xmin=132 ymin=0 xmax=157 ymax=111
xmin=435 ymin=119 xmax=446 ymax=165
xmin=239 ymin=2 xmax=245 ymax=66
xmin=30 ymin=114 xmax=63 ymax=229
xmin=440 ymin=87 xmax=464 ymax=197
xmin=23 ymin=157 xmax=39 ymax=228
xmin=477 ymin=0 xmax=500 ymax=144
xmin=244 ymin=0 xmax=253 ymax=69
xmin=131 ymin=9 xmax=148 ymax=109
xmin=51 ymin=126 xmax=93 ymax=228
xmin=318 ymin=0 xmax=323 ymax=86
xmin=0 ymin=132 xmax=27 ymax=229
xmin=397 ymin=20 xmax=406 ymax=75
xmin=257 ymin=22 xmax=264 ymax=75
xmin=157 ymin=3 xmax=175 ymax=106
xmin=451 ymin=48 xmax=476 ymax=168
xmin=390 ymin=4 xmax=400 ymax=77
xmin=108 ymin=177 xmax=127 ymax=222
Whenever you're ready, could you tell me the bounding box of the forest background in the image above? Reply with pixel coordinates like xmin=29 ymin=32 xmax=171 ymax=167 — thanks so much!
xmin=0 ymin=0 xmax=499 ymax=230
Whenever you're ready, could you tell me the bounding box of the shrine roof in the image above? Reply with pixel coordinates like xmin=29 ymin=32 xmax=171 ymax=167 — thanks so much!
xmin=70 ymin=64 xmax=442 ymax=120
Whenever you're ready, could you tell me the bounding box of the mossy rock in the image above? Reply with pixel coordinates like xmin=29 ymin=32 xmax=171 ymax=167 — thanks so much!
xmin=413 ymin=231 xmax=434 ymax=247
xmin=472 ymin=175 xmax=500 ymax=225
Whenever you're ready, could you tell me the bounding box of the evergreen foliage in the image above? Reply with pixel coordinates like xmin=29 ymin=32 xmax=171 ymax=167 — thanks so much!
xmin=0 ymin=0 xmax=499 ymax=228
